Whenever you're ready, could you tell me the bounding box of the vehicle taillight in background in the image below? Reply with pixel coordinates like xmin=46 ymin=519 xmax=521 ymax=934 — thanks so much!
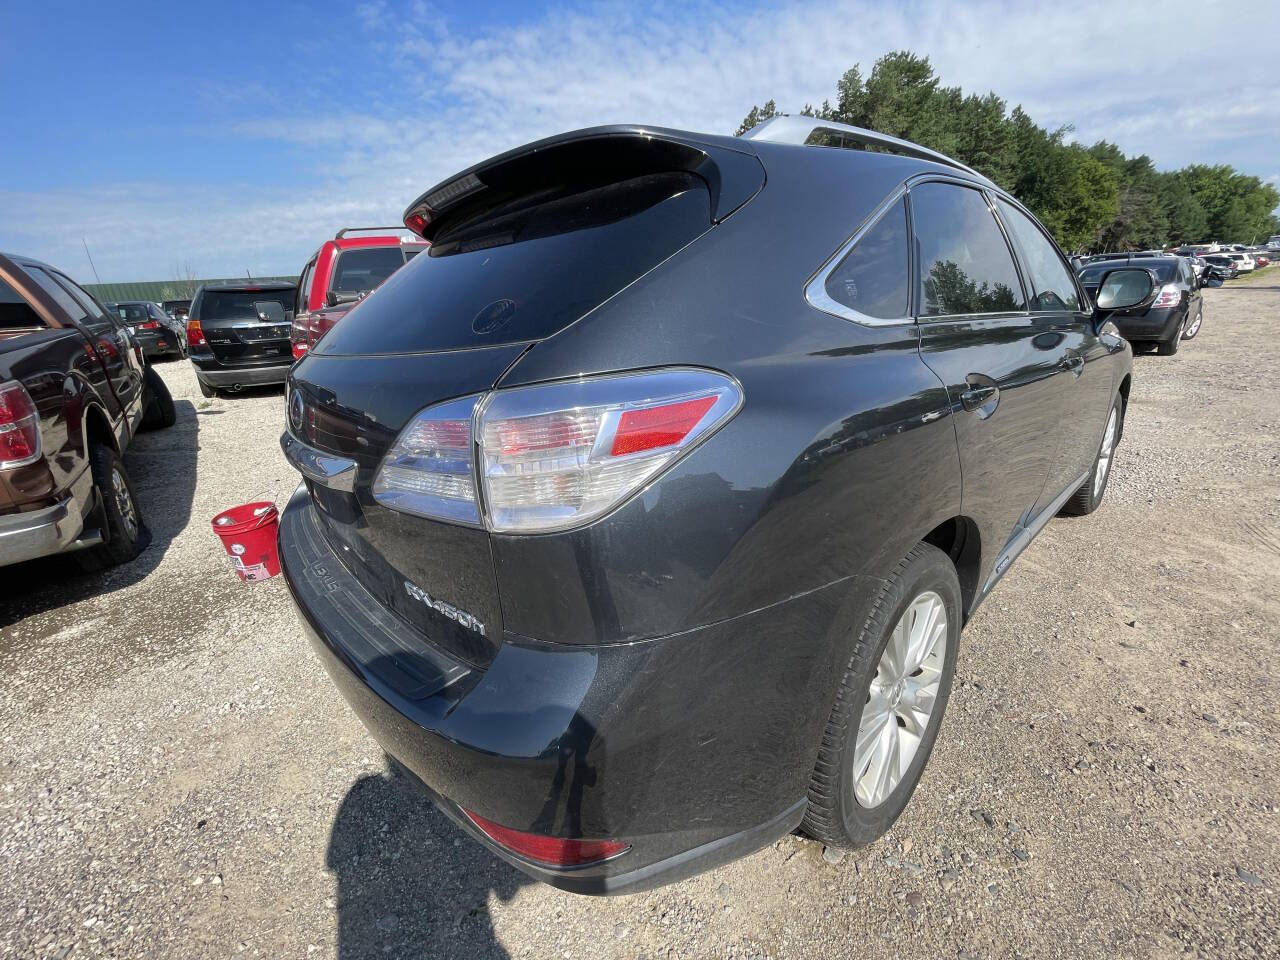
xmin=308 ymin=311 xmax=341 ymax=348
xmin=136 ymin=320 xmax=161 ymax=331
xmin=186 ymin=319 xmax=207 ymax=347
xmin=1151 ymin=283 xmax=1181 ymax=309
xmin=371 ymin=368 xmax=743 ymax=533
xmin=0 ymin=380 xmax=42 ymax=468
xmin=462 ymin=809 xmax=629 ymax=868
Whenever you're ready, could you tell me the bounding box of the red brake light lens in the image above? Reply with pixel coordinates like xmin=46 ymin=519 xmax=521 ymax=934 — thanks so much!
xmin=0 ymin=380 xmax=41 ymax=468
xmin=611 ymin=395 xmax=718 ymax=456
xmin=186 ymin=319 xmax=206 ymax=347
xmin=463 ymin=809 xmax=629 ymax=868
xmin=137 ymin=320 xmax=161 ymax=330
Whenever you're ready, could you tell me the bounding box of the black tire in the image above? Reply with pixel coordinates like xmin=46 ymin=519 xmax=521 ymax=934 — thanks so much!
xmin=802 ymin=542 xmax=961 ymax=849
xmin=1156 ymin=333 xmax=1179 ymax=356
xmin=1061 ymin=392 xmax=1123 ymax=516
xmin=1182 ymin=304 xmax=1203 ymax=340
xmin=140 ymin=365 xmax=176 ymax=430
xmin=197 ymin=376 xmax=217 ymax=399
xmin=74 ymin=444 xmax=145 ymax=572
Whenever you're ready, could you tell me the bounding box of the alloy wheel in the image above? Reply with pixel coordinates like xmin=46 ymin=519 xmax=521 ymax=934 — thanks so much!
xmin=852 ymin=590 xmax=948 ymax=808
xmin=1185 ymin=309 xmax=1202 ymax=338
xmin=1094 ymin=407 xmax=1118 ymax=496
xmin=111 ymin=466 xmax=139 ymax=540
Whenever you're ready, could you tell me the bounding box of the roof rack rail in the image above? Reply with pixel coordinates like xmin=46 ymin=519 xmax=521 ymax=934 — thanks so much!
xmin=739 ymin=115 xmax=994 ymax=187
xmin=334 ymin=226 xmax=413 ymax=240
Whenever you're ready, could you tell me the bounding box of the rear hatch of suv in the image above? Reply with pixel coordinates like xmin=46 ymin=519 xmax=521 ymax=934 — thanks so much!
xmin=287 ymin=126 xmax=764 ymax=670
xmin=194 ymin=284 xmax=294 ymax=367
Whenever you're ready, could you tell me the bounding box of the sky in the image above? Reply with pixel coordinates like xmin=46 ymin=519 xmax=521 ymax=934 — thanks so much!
xmin=2 ymin=0 xmax=1277 ymax=283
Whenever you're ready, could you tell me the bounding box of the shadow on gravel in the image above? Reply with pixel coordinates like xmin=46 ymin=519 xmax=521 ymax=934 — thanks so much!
xmin=328 ymin=761 xmax=531 ymax=960
xmin=0 ymin=398 xmax=199 ymax=632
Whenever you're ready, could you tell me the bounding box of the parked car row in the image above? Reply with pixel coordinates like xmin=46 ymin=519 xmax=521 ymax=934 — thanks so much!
xmin=276 ymin=117 xmax=1158 ymax=894
xmin=181 ymin=228 xmax=425 ymax=398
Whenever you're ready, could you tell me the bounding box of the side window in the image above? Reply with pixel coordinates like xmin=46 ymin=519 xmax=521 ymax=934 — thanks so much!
xmin=996 ymin=199 xmax=1081 ymax=312
xmin=822 ymin=196 xmax=910 ymax=320
xmin=26 ymin=267 xmax=92 ymax=325
xmin=0 ymin=277 xmax=46 ymax=330
xmin=911 ymin=182 xmax=1026 ymax=317
xmin=50 ymin=271 xmax=121 ymax=335
xmin=297 ymin=258 xmax=316 ymax=312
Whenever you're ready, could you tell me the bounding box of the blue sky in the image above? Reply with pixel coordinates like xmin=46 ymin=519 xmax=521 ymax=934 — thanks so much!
xmin=2 ymin=0 xmax=1277 ymax=282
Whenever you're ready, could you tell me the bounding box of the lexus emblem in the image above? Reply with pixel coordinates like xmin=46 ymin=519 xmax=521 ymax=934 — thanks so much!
xmin=289 ymin=387 xmax=305 ymax=432
xmin=472 ymin=298 xmax=516 ymax=334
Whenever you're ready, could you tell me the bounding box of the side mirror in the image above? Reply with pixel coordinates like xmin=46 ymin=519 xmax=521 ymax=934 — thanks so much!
xmin=326 ymin=290 xmax=361 ymax=307
xmin=1094 ymin=268 xmax=1156 ymax=312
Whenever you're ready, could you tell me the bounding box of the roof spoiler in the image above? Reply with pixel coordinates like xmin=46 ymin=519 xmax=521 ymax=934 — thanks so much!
xmin=741 ymin=115 xmax=994 ymax=187
xmin=401 ymin=125 xmax=765 ymax=240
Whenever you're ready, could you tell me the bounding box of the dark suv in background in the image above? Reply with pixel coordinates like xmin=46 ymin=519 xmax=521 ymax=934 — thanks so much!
xmin=1076 ymin=255 xmax=1203 ymax=354
xmin=186 ymin=281 xmax=296 ymax=397
xmin=279 ymin=119 xmax=1146 ymax=893
xmin=107 ymin=301 xmax=187 ymax=359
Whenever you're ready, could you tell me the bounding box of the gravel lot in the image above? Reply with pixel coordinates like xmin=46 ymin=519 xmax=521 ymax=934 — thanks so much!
xmin=2 ymin=281 xmax=1277 ymax=960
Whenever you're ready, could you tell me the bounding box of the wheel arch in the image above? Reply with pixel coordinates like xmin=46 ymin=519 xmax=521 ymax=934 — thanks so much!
xmin=920 ymin=515 xmax=982 ymax=622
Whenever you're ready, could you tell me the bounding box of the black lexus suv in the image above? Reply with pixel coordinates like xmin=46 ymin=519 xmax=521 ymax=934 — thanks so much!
xmin=279 ymin=118 xmax=1148 ymax=894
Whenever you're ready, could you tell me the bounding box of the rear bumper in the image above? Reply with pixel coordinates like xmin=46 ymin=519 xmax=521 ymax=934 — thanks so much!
xmin=0 ymin=466 xmax=94 ymax=567
xmin=191 ymin=357 xmax=290 ymax=388
xmin=278 ymin=484 xmax=855 ymax=894
xmin=1112 ymin=307 xmax=1184 ymax=342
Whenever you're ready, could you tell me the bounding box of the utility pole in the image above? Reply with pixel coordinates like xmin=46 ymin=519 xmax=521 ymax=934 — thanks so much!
xmin=82 ymin=238 xmax=103 ymax=285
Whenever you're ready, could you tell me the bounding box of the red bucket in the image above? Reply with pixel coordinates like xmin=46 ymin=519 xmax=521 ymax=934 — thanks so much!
xmin=211 ymin=501 xmax=280 ymax=582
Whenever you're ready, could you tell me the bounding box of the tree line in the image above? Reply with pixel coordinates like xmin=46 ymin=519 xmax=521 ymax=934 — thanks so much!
xmin=737 ymin=52 xmax=1280 ymax=253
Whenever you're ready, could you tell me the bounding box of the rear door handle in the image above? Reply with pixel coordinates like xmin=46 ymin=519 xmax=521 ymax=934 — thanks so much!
xmin=960 ymin=384 xmax=999 ymax=411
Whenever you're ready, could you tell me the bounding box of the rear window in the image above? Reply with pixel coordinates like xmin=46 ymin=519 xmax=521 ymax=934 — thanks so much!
xmin=0 ymin=277 xmax=45 ymax=330
xmin=316 ymin=172 xmax=711 ymax=355
xmin=199 ymin=289 xmax=294 ymax=320
xmin=330 ymin=247 xmax=406 ymax=295
xmin=116 ymin=303 xmax=149 ymax=323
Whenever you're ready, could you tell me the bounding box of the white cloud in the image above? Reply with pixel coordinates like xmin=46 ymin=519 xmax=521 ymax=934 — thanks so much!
xmin=7 ymin=0 xmax=1278 ymax=281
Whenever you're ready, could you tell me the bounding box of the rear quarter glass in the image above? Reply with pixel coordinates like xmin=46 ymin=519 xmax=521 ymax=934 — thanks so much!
xmin=314 ymin=172 xmax=712 ymax=356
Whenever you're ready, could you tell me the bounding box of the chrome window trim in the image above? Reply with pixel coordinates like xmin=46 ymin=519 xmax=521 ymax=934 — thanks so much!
xmin=803 ymin=186 xmax=914 ymax=327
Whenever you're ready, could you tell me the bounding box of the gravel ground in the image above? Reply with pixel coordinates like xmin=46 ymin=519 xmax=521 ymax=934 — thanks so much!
xmin=2 ymin=282 xmax=1277 ymax=960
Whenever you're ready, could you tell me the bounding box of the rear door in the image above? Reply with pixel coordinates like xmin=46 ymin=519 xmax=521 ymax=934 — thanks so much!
xmin=994 ymin=197 xmax=1110 ymax=509
xmin=199 ymin=288 xmax=294 ymax=366
xmin=911 ymin=180 xmax=1071 ymax=580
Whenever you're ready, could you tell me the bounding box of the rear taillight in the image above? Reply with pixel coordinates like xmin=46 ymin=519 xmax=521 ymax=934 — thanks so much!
xmin=1151 ymin=283 xmax=1181 ymax=309
xmin=291 ymin=314 xmax=309 ymax=345
xmin=463 ymin=809 xmax=629 ymax=868
xmin=370 ymin=368 xmax=742 ymax=533
xmin=308 ymin=312 xmax=340 ymax=347
xmin=136 ymin=320 xmax=161 ymax=330
xmin=0 ymin=380 xmax=41 ymax=468
xmin=186 ymin=319 xmax=206 ymax=347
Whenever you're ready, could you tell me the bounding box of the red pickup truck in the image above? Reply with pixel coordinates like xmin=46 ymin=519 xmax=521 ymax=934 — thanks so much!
xmin=0 ymin=252 xmax=175 ymax=571
xmin=290 ymin=227 xmax=427 ymax=359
